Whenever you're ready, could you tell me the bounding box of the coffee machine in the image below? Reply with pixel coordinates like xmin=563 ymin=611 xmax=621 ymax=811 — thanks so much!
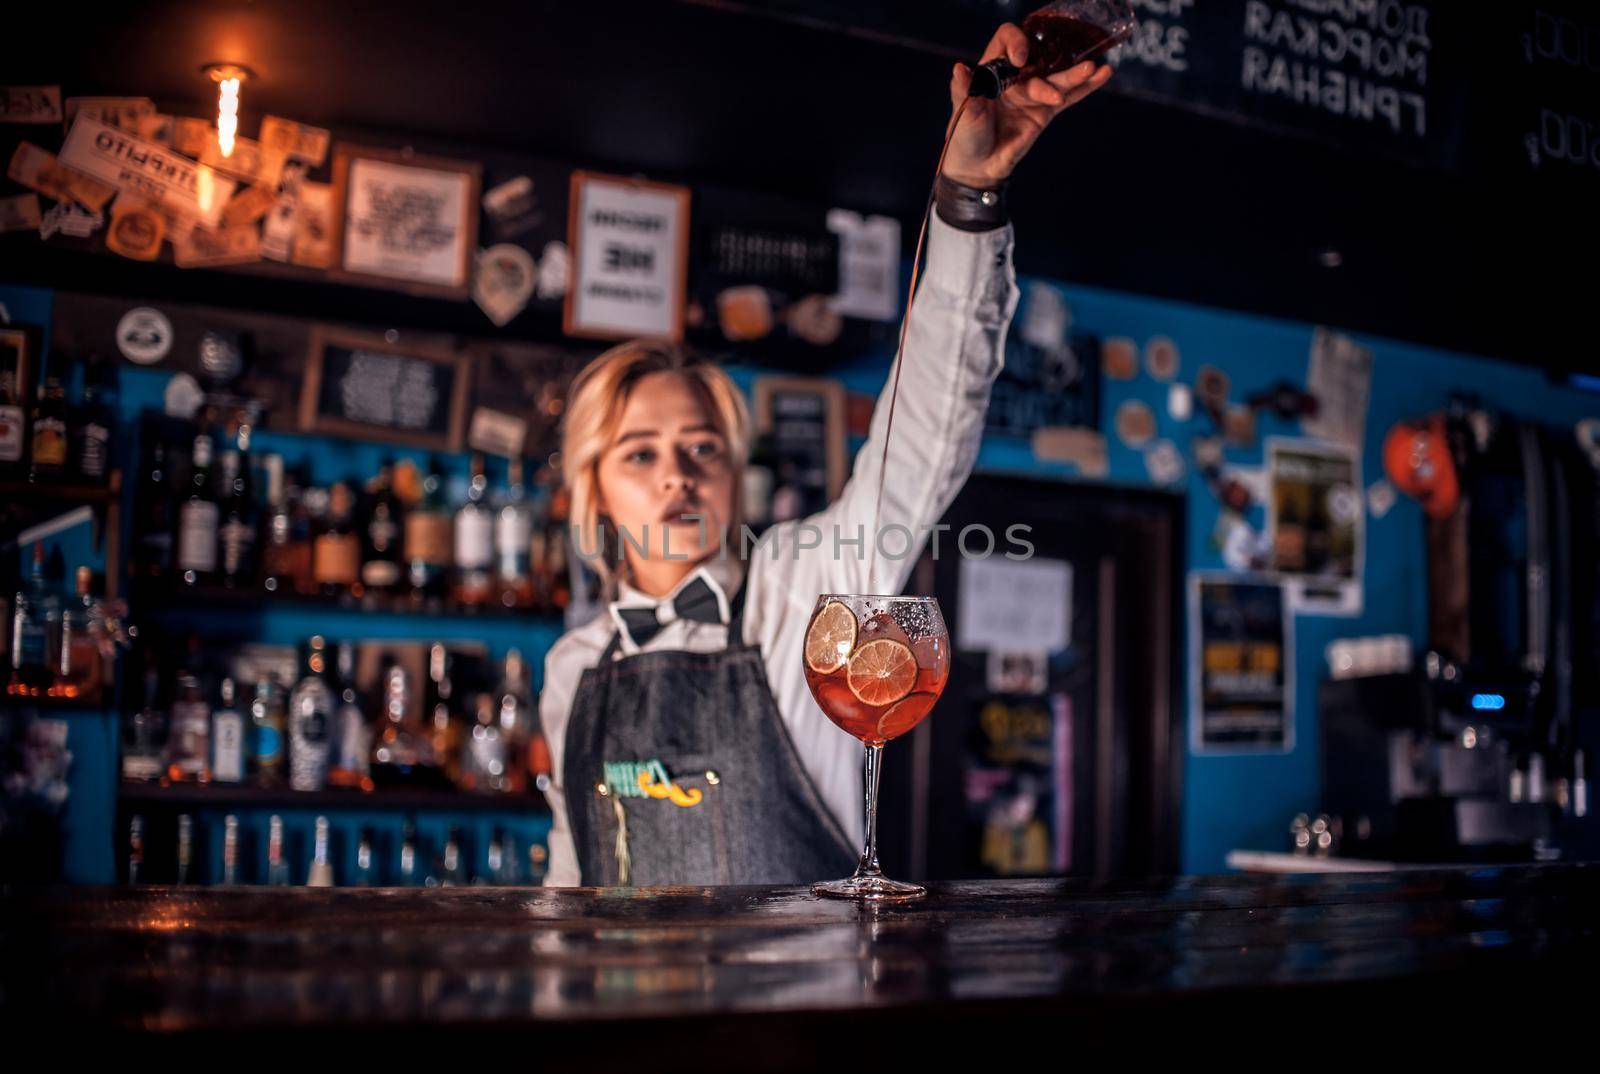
xmin=1320 ymin=404 xmax=1595 ymax=862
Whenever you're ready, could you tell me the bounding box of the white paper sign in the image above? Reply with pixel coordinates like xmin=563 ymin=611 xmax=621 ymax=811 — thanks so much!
xmin=957 ymin=556 xmax=1073 ymax=654
xmin=568 ymin=174 xmax=688 ymax=340
xmin=343 ymin=156 xmax=474 ymax=289
xmin=58 ymin=115 xmax=234 ymax=228
xmin=827 ymin=208 xmax=900 ymax=322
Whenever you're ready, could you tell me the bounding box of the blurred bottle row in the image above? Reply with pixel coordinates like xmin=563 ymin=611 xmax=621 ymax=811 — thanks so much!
xmin=0 ymin=353 xmax=120 ymax=486
xmin=124 ymin=636 xmax=553 ymax=798
xmin=135 ymin=419 xmax=581 ymax=614
xmin=124 ymin=812 xmax=549 ymax=887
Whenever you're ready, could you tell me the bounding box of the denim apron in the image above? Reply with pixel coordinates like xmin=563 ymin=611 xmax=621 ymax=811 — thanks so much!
xmin=563 ymin=580 xmax=858 ymax=886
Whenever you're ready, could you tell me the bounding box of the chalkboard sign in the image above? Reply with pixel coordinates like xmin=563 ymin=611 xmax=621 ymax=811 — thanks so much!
xmin=299 ymin=327 xmax=472 ymax=451
xmin=735 ymin=0 xmax=1472 ymax=172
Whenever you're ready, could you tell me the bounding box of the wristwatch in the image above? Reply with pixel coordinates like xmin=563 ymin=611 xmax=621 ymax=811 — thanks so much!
xmin=934 ymin=173 xmax=1009 ymax=232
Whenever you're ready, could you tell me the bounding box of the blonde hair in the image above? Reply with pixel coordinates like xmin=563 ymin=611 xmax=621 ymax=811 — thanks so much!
xmin=561 ymin=340 xmax=750 ymax=596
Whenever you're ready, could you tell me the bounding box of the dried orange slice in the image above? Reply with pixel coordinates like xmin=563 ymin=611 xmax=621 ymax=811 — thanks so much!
xmin=847 ymin=638 xmax=917 ymax=707
xmin=805 ymin=600 xmax=858 ymax=674
xmin=874 ymin=692 xmax=938 ymax=742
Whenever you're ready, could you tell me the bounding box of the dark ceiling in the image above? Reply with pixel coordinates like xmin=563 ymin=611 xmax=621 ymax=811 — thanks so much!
xmin=6 ymin=0 xmax=1596 ymax=377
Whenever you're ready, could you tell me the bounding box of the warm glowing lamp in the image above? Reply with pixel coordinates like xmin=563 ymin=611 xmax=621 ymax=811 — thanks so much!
xmin=200 ymin=63 xmax=252 ymax=159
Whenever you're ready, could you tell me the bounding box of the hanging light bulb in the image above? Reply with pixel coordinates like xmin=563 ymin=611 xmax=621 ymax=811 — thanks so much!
xmin=201 ymin=64 xmax=252 ymax=160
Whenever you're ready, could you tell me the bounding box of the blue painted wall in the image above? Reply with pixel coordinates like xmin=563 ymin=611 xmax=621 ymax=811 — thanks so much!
xmin=7 ymin=265 xmax=1599 ymax=880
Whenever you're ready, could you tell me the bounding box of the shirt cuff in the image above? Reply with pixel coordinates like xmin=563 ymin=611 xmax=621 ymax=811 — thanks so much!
xmin=934 ymin=173 xmax=1009 ymax=232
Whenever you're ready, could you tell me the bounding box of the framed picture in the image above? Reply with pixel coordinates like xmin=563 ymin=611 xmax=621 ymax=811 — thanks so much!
xmin=0 ymin=325 xmax=37 ymax=465
xmin=330 ymin=145 xmax=481 ymax=299
xmin=753 ymin=376 xmax=846 ymax=522
xmin=564 ymin=170 xmax=690 ymax=342
xmin=298 ymin=326 xmax=473 ymax=451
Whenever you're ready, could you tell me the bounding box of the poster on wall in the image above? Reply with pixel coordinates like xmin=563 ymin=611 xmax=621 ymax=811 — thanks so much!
xmin=751 ymin=375 xmax=845 ymax=526
xmin=1189 ymin=574 xmax=1293 ymax=754
xmin=331 ymin=145 xmax=481 ymax=299
xmin=1266 ymin=437 xmax=1363 ymax=616
xmin=564 ymin=170 xmax=689 ymax=342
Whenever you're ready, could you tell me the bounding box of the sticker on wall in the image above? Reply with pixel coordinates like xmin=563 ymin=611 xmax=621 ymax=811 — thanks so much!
xmin=1020 ymin=282 xmax=1070 ymax=351
xmin=105 ymin=197 xmax=165 ymax=262
xmin=39 ymin=202 xmax=104 ymax=241
xmin=1114 ymin=399 xmax=1156 ymax=447
xmin=1144 ymin=439 xmax=1185 ymax=486
xmin=473 ymin=243 xmax=537 ymax=327
xmin=1144 ymin=335 xmax=1179 ymax=381
xmin=1167 ymin=382 xmax=1193 ymax=421
xmin=536 ymin=240 xmax=570 ymax=300
xmin=1102 ymin=337 xmax=1138 ymax=380
xmin=115 ymin=307 xmax=173 ymax=365
xmin=1366 ymin=479 xmax=1397 ymax=519
xmin=1196 ymin=365 xmax=1231 ymax=414
xmin=163 ymin=372 xmax=204 ymax=419
xmin=986 ymin=650 xmax=1049 ymax=694
xmin=1223 ymin=404 xmax=1257 ymax=447
xmin=482 ymin=175 xmax=543 ymax=241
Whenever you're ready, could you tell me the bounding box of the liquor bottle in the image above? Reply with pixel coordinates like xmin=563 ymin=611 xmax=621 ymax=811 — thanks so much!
xmin=211 ymin=676 xmax=246 ymax=783
xmin=0 ymin=354 xmax=28 ymax=476
xmin=248 ymin=678 xmax=286 ymax=787
xmin=438 ymin=826 xmax=467 ymax=886
xmin=496 ymin=457 xmax=536 ymax=609
xmin=175 ymin=433 xmax=219 ymax=587
xmin=326 ymin=641 xmax=371 ymax=789
xmin=370 ymin=662 xmax=424 ymax=787
xmin=483 ymin=825 xmax=502 ymax=883
xmin=528 ymin=843 xmax=548 ymax=885
xmin=494 ymin=649 xmax=538 ymax=794
xmin=306 ymin=815 xmax=334 ymax=887
xmin=454 ymin=452 xmax=495 ymax=607
xmin=288 ymin=635 xmax=335 ymax=792
xmin=539 ymin=478 xmax=572 ymax=610
xmin=266 ymin=814 xmax=290 ymax=885
xmin=217 ymin=432 xmax=256 ymax=589
xmin=259 ymin=454 xmax=292 ymax=594
xmin=135 ymin=440 xmax=173 ymax=581
xmin=490 ymin=827 xmax=521 ymax=885
xmin=73 ymin=354 xmax=117 ymax=484
xmin=166 ymin=670 xmax=212 ymax=782
xmin=404 ymin=456 xmax=452 ymax=604
xmin=312 ymin=481 xmax=362 ymax=599
xmin=176 ymin=813 xmax=195 ymax=884
xmin=7 ymin=544 xmax=52 ymax=697
xmin=286 ymin=467 xmax=320 ymax=596
xmin=51 ymin=566 xmax=102 ymax=699
xmin=361 ymin=461 xmax=405 ymax=600
xmin=127 ymin=815 xmax=145 ymax=884
xmin=398 ymin=822 xmax=420 ymax=886
xmin=27 ymin=368 xmax=68 ymax=483
xmin=122 ymin=668 xmax=165 ymax=781
xmin=221 ymin=814 xmax=240 ymax=885
xmin=426 ymin=643 xmax=460 ymax=786
xmin=463 ymin=692 xmax=508 ymax=793
xmin=352 ymin=827 xmax=376 ymax=887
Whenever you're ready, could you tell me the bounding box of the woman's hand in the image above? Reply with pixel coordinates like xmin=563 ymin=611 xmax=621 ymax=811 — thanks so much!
xmin=940 ymin=22 xmax=1114 ymax=189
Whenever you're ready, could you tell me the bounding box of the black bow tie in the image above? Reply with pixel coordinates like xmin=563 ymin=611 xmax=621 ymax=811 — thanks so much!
xmin=612 ymin=573 xmax=727 ymax=649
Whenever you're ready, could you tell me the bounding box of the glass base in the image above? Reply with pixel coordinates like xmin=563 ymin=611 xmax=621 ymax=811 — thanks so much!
xmin=813 ymin=874 xmax=926 ymax=902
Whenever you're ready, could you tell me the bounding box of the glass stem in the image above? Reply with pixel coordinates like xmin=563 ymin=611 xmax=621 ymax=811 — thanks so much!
xmin=856 ymin=743 xmax=884 ymax=879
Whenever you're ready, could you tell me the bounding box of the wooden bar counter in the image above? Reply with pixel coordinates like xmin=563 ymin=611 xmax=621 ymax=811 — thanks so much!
xmin=4 ymin=864 xmax=1597 ymax=1057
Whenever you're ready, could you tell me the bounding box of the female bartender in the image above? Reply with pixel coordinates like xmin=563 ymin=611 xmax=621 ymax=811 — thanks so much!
xmin=540 ymin=24 xmax=1113 ymax=886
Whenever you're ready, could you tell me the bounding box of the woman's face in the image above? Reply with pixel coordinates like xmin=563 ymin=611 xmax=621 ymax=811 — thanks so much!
xmin=596 ymin=371 xmax=736 ymax=572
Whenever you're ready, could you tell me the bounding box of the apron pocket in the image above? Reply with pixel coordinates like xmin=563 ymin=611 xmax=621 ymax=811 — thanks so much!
xmin=597 ymin=755 xmax=729 ymax=887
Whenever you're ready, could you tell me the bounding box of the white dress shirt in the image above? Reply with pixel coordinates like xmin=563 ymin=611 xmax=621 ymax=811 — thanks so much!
xmin=539 ymin=211 xmax=1020 ymax=886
